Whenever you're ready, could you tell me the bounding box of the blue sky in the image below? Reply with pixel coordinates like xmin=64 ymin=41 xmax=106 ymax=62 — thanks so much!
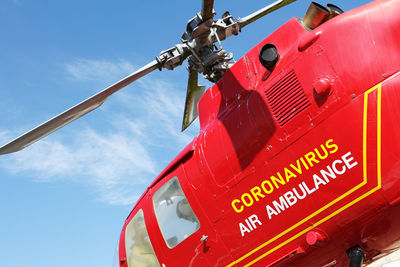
xmin=0 ymin=1 xmax=370 ymax=266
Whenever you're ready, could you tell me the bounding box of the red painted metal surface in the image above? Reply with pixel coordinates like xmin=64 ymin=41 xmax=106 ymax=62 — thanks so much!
xmin=118 ymin=0 xmax=400 ymax=266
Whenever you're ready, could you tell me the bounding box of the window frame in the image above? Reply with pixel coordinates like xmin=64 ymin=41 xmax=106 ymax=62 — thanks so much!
xmin=151 ymin=176 xmax=201 ymax=248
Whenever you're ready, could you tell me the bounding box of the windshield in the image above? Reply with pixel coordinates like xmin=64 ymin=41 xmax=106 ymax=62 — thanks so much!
xmin=153 ymin=177 xmax=200 ymax=248
xmin=125 ymin=209 xmax=160 ymax=267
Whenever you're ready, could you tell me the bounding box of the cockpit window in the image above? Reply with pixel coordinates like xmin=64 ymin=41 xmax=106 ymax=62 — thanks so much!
xmin=125 ymin=209 xmax=161 ymax=267
xmin=153 ymin=176 xmax=200 ymax=248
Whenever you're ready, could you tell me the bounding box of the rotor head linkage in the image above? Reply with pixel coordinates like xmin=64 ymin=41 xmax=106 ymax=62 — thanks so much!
xmin=156 ymin=0 xmax=296 ymax=81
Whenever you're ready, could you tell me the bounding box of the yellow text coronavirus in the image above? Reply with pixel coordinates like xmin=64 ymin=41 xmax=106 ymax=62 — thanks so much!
xmin=231 ymin=139 xmax=339 ymax=213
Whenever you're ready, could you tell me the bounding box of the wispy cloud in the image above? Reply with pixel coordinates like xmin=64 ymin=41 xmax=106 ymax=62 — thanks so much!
xmin=1 ymin=128 xmax=158 ymax=204
xmin=0 ymin=58 xmax=199 ymax=206
xmin=64 ymin=58 xmax=136 ymax=83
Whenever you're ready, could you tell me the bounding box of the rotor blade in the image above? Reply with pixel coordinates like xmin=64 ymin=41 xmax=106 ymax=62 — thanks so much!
xmin=0 ymin=60 xmax=160 ymax=155
xmin=201 ymin=0 xmax=215 ymax=21
xmin=238 ymin=0 xmax=297 ymax=29
xmin=182 ymin=69 xmax=205 ymax=131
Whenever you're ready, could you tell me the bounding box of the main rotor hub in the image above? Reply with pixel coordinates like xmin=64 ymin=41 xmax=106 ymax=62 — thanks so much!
xmin=157 ymin=10 xmax=239 ymax=83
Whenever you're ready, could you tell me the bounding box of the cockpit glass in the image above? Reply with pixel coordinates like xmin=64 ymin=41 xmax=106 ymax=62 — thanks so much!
xmin=125 ymin=209 xmax=161 ymax=267
xmin=153 ymin=176 xmax=200 ymax=248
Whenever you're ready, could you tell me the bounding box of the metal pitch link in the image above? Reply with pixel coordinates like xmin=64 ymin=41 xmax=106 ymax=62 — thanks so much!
xmin=212 ymin=12 xmax=240 ymax=42
xmin=181 ymin=14 xmax=213 ymax=42
xmin=156 ymin=44 xmax=190 ymax=70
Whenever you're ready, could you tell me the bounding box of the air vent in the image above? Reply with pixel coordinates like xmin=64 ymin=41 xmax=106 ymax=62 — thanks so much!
xmin=265 ymin=70 xmax=310 ymax=126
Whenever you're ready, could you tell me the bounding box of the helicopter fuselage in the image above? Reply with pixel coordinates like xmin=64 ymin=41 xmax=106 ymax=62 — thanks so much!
xmin=118 ymin=0 xmax=400 ymax=266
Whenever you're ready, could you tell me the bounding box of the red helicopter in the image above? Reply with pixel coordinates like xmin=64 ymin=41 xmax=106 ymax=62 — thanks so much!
xmin=2 ymin=0 xmax=400 ymax=266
